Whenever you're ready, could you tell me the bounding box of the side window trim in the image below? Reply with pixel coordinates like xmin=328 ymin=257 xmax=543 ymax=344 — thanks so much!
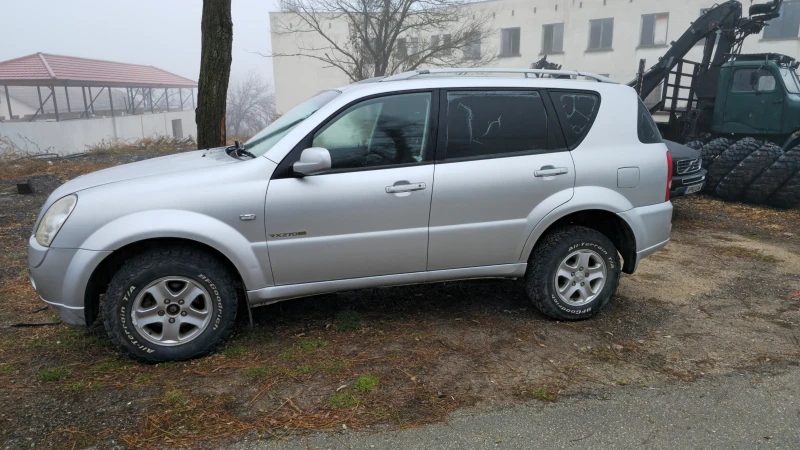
xmin=271 ymin=89 xmax=440 ymax=180
xmin=547 ymin=88 xmax=603 ymax=150
xmin=540 ymin=90 xmax=569 ymax=151
xmin=435 ymin=87 xmax=565 ymax=163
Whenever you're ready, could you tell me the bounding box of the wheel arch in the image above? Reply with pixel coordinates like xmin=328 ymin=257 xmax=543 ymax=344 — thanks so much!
xmin=83 ymin=237 xmax=248 ymax=326
xmin=521 ymin=207 xmax=638 ymax=275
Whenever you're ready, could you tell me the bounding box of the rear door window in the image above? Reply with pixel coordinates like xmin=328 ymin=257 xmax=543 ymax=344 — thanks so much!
xmin=443 ymin=90 xmax=550 ymax=160
xmin=550 ymin=91 xmax=601 ymax=149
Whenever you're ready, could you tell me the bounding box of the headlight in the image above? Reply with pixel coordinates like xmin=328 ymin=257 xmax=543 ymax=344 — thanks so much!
xmin=35 ymin=194 xmax=77 ymax=247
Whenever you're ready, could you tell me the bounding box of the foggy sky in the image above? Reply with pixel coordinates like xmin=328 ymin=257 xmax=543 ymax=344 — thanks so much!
xmin=1 ymin=0 xmax=278 ymax=87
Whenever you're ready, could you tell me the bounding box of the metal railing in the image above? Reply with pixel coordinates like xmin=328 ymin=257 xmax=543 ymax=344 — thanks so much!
xmin=382 ymin=68 xmax=617 ymax=83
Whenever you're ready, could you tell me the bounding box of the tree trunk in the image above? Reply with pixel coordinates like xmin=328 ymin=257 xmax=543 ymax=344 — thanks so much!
xmin=196 ymin=0 xmax=233 ymax=149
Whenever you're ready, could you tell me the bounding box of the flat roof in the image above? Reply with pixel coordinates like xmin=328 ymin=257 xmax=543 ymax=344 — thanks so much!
xmin=0 ymin=53 xmax=197 ymax=88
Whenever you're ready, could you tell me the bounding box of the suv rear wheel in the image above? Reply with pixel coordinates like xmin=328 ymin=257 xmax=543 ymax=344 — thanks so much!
xmin=525 ymin=226 xmax=621 ymax=320
xmin=102 ymin=246 xmax=238 ymax=363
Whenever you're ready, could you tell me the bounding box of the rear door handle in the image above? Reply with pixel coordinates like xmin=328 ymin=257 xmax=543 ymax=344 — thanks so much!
xmin=534 ymin=167 xmax=569 ymax=177
xmin=385 ymin=182 xmax=426 ymax=193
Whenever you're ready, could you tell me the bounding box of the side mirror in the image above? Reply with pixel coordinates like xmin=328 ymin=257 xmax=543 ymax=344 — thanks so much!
xmin=749 ymin=71 xmax=759 ymax=87
xmin=292 ymin=147 xmax=331 ymax=176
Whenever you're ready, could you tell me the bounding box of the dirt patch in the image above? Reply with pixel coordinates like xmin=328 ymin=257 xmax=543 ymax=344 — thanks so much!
xmin=1 ymin=153 xmax=799 ymax=448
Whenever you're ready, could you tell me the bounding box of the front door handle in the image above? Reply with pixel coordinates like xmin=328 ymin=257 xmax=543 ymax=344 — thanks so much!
xmin=534 ymin=167 xmax=569 ymax=177
xmin=386 ymin=182 xmax=426 ymax=193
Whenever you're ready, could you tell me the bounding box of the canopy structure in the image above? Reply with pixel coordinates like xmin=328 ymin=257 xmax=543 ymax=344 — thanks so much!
xmin=0 ymin=53 xmax=198 ymax=122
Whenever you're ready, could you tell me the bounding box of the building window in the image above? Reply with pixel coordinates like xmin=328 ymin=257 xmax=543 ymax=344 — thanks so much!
xmin=542 ymin=23 xmax=564 ymax=54
xmin=397 ymin=37 xmax=420 ymax=58
xmin=397 ymin=38 xmax=407 ymax=57
xmin=500 ymin=28 xmax=521 ymax=57
xmin=464 ymin=31 xmax=482 ymax=59
xmin=588 ymin=18 xmax=614 ymax=50
xmin=407 ymin=37 xmax=420 ymax=56
xmin=640 ymin=13 xmax=668 ymax=47
xmin=431 ymin=34 xmax=452 ymax=56
xmin=764 ymin=1 xmax=800 ymax=39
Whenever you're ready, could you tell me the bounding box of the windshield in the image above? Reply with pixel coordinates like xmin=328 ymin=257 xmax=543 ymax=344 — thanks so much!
xmin=780 ymin=67 xmax=800 ymax=94
xmin=245 ymin=90 xmax=340 ymax=156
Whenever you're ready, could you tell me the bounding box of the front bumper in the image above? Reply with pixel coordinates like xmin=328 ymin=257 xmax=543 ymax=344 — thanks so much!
xmin=28 ymin=236 xmax=111 ymax=326
xmin=670 ymin=168 xmax=707 ymax=198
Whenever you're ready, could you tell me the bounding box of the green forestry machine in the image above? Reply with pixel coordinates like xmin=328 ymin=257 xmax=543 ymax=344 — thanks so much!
xmin=631 ymin=0 xmax=800 ymax=208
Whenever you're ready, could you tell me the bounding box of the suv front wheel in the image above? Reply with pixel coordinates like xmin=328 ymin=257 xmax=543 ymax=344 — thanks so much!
xmin=102 ymin=246 xmax=238 ymax=363
xmin=525 ymin=226 xmax=621 ymax=320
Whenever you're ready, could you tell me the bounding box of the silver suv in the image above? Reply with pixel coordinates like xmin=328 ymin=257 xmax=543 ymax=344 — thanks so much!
xmin=29 ymin=69 xmax=673 ymax=362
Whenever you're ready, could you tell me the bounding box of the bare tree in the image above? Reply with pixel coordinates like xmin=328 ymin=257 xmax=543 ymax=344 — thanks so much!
xmin=226 ymin=71 xmax=276 ymax=138
xmin=197 ymin=0 xmax=233 ymax=149
xmin=271 ymin=0 xmax=496 ymax=82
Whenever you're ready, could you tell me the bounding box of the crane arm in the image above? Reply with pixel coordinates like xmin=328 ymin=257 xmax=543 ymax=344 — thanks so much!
xmin=630 ymin=0 xmax=782 ymax=100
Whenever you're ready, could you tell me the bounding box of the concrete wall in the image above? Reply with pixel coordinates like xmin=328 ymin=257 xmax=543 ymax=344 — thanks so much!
xmin=271 ymin=0 xmax=800 ymax=113
xmin=0 ymin=110 xmax=196 ymax=155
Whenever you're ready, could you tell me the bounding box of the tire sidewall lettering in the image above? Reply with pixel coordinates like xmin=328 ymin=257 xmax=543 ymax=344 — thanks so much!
xmin=119 ymin=285 xmax=157 ymax=354
xmin=117 ymin=272 xmax=225 ymax=355
xmin=198 ymin=274 xmax=224 ymax=331
xmin=568 ymin=242 xmax=615 ymax=269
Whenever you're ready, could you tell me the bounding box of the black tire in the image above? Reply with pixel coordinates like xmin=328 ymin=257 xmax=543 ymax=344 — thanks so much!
xmin=699 ymin=137 xmax=734 ymax=173
xmin=525 ymin=226 xmax=621 ymax=321
xmin=744 ymin=147 xmax=800 ymax=204
xmin=705 ymin=137 xmax=762 ymax=193
xmin=715 ymin=142 xmax=782 ymax=201
xmin=103 ymin=246 xmax=238 ymax=363
xmin=768 ymin=170 xmax=800 ymax=209
xmin=684 ymin=140 xmax=705 ymax=150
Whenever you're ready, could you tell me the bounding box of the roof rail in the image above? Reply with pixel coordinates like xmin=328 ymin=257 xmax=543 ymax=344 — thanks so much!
xmin=381 ymin=68 xmax=617 ymax=83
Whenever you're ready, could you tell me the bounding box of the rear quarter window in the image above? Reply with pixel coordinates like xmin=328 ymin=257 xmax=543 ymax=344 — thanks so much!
xmin=550 ymin=91 xmax=601 ymax=149
xmin=637 ymin=100 xmax=663 ymax=144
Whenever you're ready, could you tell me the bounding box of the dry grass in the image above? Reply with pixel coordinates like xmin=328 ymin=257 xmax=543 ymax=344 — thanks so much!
xmin=717 ymin=246 xmax=781 ymax=263
xmin=84 ymin=136 xmax=195 ymax=155
xmin=0 ymin=135 xmax=194 ymax=180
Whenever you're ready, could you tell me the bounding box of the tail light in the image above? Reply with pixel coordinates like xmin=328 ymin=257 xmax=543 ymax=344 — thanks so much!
xmin=665 ymin=151 xmax=673 ymax=202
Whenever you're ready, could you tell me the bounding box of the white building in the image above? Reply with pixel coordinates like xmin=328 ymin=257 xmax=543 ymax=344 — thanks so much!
xmin=0 ymin=53 xmax=198 ymax=155
xmin=271 ymin=0 xmax=800 ymax=113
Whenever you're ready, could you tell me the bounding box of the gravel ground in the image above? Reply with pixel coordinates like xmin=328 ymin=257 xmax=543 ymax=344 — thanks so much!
xmin=234 ymin=363 xmax=800 ymax=450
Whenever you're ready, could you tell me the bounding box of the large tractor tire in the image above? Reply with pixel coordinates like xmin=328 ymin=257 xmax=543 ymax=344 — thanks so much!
xmin=699 ymin=137 xmax=734 ymax=173
xmin=705 ymin=138 xmax=762 ymax=193
xmin=715 ymin=143 xmax=782 ymax=201
xmin=744 ymin=146 xmax=800 ymax=204
xmin=768 ymin=170 xmax=800 ymax=209
xmin=684 ymin=140 xmax=705 ymax=150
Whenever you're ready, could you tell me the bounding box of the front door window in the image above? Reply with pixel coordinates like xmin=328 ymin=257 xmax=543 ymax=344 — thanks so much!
xmin=312 ymin=92 xmax=432 ymax=170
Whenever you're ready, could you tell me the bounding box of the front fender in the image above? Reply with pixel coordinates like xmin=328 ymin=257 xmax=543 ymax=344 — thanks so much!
xmin=79 ymin=210 xmax=273 ymax=290
xmin=518 ymin=186 xmax=636 ymax=262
